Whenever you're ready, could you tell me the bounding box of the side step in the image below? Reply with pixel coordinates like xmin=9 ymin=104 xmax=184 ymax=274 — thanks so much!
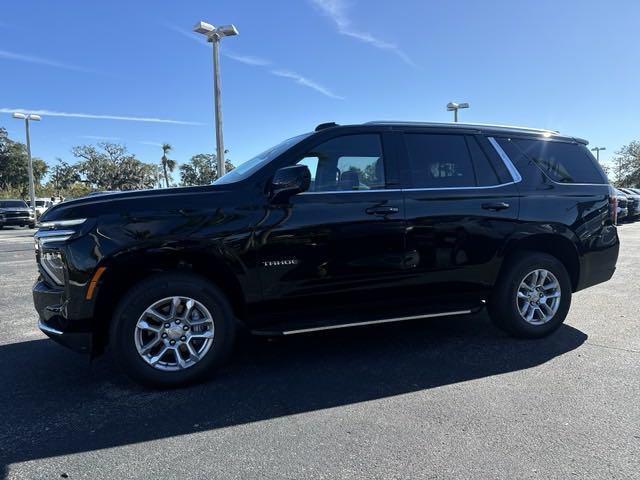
xmin=250 ymin=303 xmax=483 ymax=337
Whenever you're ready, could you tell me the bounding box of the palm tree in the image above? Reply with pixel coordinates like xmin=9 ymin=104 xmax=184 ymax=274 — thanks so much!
xmin=160 ymin=143 xmax=176 ymax=188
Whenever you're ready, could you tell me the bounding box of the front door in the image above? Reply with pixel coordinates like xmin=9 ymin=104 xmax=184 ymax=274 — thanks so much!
xmin=254 ymin=132 xmax=407 ymax=319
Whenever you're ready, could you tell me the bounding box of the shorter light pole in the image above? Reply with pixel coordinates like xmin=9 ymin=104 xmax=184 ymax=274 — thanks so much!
xmin=193 ymin=21 xmax=239 ymax=179
xmin=446 ymin=102 xmax=469 ymax=122
xmin=591 ymin=146 xmax=606 ymax=162
xmin=12 ymin=112 xmax=41 ymax=210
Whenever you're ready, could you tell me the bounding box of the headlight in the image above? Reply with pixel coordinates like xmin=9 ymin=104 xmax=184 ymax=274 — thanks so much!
xmin=41 ymin=251 xmax=66 ymax=285
xmin=39 ymin=218 xmax=86 ymax=228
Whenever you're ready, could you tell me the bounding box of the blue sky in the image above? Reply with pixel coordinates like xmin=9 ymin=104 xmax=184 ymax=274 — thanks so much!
xmin=1 ymin=0 xmax=638 ymax=181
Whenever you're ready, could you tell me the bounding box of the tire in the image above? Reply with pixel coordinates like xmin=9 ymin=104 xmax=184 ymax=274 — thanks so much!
xmin=28 ymin=222 xmax=36 ymax=229
xmin=109 ymin=272 xmax=237 ymax=388
xmin=488 ymin=251 xmax=572 ymax=338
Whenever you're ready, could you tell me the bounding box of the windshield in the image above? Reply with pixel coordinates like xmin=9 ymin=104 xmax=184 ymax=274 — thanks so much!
xmin=214 ymin=132 xmax=311 ymax=185
xmin=0 ymin=200 xmax=28 ymax=208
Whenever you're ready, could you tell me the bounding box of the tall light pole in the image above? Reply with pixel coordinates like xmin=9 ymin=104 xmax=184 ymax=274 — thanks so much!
xmin=12 ymin=112 xmax=41 ymax=210
xmin=446 ymin=102 xmax=469 ymax=122
xmin=591 ymin=146 xmax=606 ymax=162
xmin=193 ymin=21 xmax=239 ymax=179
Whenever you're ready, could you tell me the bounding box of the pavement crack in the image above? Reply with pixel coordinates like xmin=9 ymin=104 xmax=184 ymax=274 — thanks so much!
xmin=584 ymin=341 xmax=640 ymax=354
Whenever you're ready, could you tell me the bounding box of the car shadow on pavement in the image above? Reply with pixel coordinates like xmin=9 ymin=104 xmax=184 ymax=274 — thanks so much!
xmin=0 ymin=313 xmax=587 ymax=477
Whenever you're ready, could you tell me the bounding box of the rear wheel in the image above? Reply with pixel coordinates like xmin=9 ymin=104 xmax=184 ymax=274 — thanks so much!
xmin=109 ymin=272 xmax=236 ymax=387
xmin=489 ymin=252 xmax=572 ymax=338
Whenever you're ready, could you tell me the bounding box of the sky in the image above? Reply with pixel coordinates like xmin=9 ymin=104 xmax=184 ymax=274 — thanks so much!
xmin=1 ymin=0 xmax=638 ymax=182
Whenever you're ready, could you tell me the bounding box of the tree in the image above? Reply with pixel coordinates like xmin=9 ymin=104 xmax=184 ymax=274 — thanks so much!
xmin=611 ymin=141 xmax=640 ymax=187
xmin=179 ymin=153 xmax=235 ymax=186
xmin=0 ymin=127 xmax=48 ymax=195
xmin=160 ymin=143 xmax=176 ymax=188
xmin=50 ymin=158 xmax=81 ymax=194
xmin=72 ymin=142 xmax=157 ymax=191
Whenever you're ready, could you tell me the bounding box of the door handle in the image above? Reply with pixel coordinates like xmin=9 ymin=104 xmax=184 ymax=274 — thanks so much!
xmin=366 ymin=206 xmax=400 ymax=216
xmin=481 ymin=202 xmax=510 ymax=211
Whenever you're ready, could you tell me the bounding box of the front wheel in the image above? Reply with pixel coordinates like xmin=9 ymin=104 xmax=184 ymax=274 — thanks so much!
xmin=109 ymin=272 xmax=237 ymax=387
xmin=489 ymin=252 xmax=572 ymax=338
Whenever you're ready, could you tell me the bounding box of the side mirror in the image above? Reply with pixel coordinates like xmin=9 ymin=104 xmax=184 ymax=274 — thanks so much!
xmin=270 ymin=165 xmax=311 ymax=203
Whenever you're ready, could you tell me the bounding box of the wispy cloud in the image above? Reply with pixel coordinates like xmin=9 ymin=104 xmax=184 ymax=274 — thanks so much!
xmin=166 ymin=24 xmax=343 ymax=99
xmin=309 ymin=0 xmax=415 ymax=67
xmin=224 ymin=50 xmax=271 ymax=67
xmin=0 ymin=108 xmax=202 ymax=125
xmin=270 ymin=70 xmax=344 ymax=100
xmin=0 ymin=49 xmax=95 ymax=73
xmin=138 ymin=141 xmax=164 ymax=147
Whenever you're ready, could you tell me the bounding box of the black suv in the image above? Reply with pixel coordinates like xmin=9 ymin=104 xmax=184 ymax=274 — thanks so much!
xmin=34 ymin=122 xmax=619 ymax=387
xmin=0 ymin=199 xmax=36 ymax=229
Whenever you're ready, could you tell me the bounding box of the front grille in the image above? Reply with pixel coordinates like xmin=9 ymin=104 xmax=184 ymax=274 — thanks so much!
xmin=4 ymin=211 xmax=29 ymax=218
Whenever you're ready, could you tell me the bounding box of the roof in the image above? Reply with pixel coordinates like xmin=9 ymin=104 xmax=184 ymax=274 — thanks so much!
xmin=364 ymin=121 xmax=559 ymax=135
xmin=313 ymin=121 xmax=588 ymax=144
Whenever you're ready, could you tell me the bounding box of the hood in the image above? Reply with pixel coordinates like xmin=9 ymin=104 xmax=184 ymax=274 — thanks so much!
xmin=39 ymin=184 xmax=233 ymax=223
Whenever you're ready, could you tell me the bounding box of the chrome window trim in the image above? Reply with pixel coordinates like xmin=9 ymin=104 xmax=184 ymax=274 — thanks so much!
xmin=487 ymin=137 xmax=522 ymax=183
xmin=402 ymin=182 xmax=516 ymax=192
xmin=300 ymin=189 xmax=400 ymax=195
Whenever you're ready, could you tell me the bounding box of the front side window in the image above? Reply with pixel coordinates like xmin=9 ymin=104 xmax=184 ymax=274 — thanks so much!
xmin=297 ymin=134 xmax=385 ymax=192
xmin=404 ymin=133 xmax=477 ymax=188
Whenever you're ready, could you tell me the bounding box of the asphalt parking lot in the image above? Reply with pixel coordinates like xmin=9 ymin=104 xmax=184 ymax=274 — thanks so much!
xmin=0 ymin=225 xmax=638 ymax=480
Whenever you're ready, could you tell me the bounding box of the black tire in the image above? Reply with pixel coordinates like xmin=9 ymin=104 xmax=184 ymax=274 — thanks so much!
xmin=488 ymin=251 xmax=572 ymax=338
xmin=28 ymin=222 xmax=36 ymax=229
xmin=109 ymin=272 xmax=237 ymax=388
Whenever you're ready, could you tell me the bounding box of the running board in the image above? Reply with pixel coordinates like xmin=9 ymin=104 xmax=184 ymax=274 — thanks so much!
xmin=251 ymin=308 xmax=474 ymax=336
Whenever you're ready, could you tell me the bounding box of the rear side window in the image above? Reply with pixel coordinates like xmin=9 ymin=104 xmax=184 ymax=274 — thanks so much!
xmin=501 ymin=138 xmax=607 ymax=184
xmin=404 ymin=134 xmax=475 ymax=188
xmin=404 ymin=133 xmax=502 ymax=188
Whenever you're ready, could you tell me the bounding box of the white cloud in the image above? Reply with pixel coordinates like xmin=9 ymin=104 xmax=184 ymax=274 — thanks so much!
xmin=224 ymin=51 xmax=271 ymax=67
xmin=270 ymin=70 xmax=344 ymax=99
xmin=0 ymin=49 xmax=95 ymax=73
xmin=0 ymin=108 xmax=202 ymax=125
xmin=166 ymin=24 xmax=343 ymax=99
xmin=309 ymin=0 xmax=415 ymax=67
xmin=138 ymin=141 xmax=164 ymax=147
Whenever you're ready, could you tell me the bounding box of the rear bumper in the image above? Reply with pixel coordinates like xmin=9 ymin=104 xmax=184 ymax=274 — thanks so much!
xmin=576 ymin=226 xmax=620 ymax=291
xmin=33 ymin=279 xmax=92 ymax=353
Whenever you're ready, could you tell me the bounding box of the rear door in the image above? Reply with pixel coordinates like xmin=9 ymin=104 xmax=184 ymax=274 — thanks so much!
xmin=399 ymin=130 xmax=521 ymax=293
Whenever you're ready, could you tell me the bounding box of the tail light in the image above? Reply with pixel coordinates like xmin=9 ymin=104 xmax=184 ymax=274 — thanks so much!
xmin=609 ymin=189 xmax=618 ymax=225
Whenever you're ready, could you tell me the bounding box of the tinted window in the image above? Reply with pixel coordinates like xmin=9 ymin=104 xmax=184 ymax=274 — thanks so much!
xmin=0 ymin=200 xmax=28 ymax=208
xmin=506 ymin=138 xmax=606 ymax=184
xmin=298 ymin=134 xmax=385 ymax=192
xmin=404 ymin=134 xmax=476 ymax=188
xmin=466 ymin=136 xmax=501 ymax=186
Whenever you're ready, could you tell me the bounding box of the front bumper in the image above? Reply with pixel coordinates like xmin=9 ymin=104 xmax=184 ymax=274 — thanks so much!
xmin=33 ymin=279 xmax=92 ymax=353
xmin=2 ymin=216 xmax=33 ymax=225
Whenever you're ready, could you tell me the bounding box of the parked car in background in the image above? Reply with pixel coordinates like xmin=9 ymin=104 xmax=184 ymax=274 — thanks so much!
xmin=615 ymin=189 xmax=629 ymax=223
xmin=28 ymin=198 xmax=54 ymax=218
xmin=620 ymin=188 xmax=640 ymax=220
xmin=33 ymin=121 xmax=620 ymax=387
xmin=0 ymin=199 xmax=36 ymax=229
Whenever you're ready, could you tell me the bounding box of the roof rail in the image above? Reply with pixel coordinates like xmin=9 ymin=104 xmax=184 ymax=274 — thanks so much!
xmin=315 ymin=122 xmax=339 ymax=132
xmin=364 ymin=121 xmax=559 ymax=135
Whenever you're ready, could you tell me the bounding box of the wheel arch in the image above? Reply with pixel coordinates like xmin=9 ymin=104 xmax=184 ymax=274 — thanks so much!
xmin=90 ymin=249 xmax=249 ymax=354
xmin=499 ymin=233 xmax=581 ymax=292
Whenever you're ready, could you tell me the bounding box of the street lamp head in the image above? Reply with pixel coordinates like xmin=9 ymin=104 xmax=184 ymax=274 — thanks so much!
xmin=28 ymin=114 xmax=41 ymax=121
xmin=217 ymin=24 xmax=239 ymax=37
xmin=12 ymin=112 xmax=27 ymax=119
xmin=458 ymin=102 xmax=470 ymax=109
xmin=446 ymin=102 xmax=458 ymax=111
xmin=193 ymin=21 xmax=215 ymax=35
